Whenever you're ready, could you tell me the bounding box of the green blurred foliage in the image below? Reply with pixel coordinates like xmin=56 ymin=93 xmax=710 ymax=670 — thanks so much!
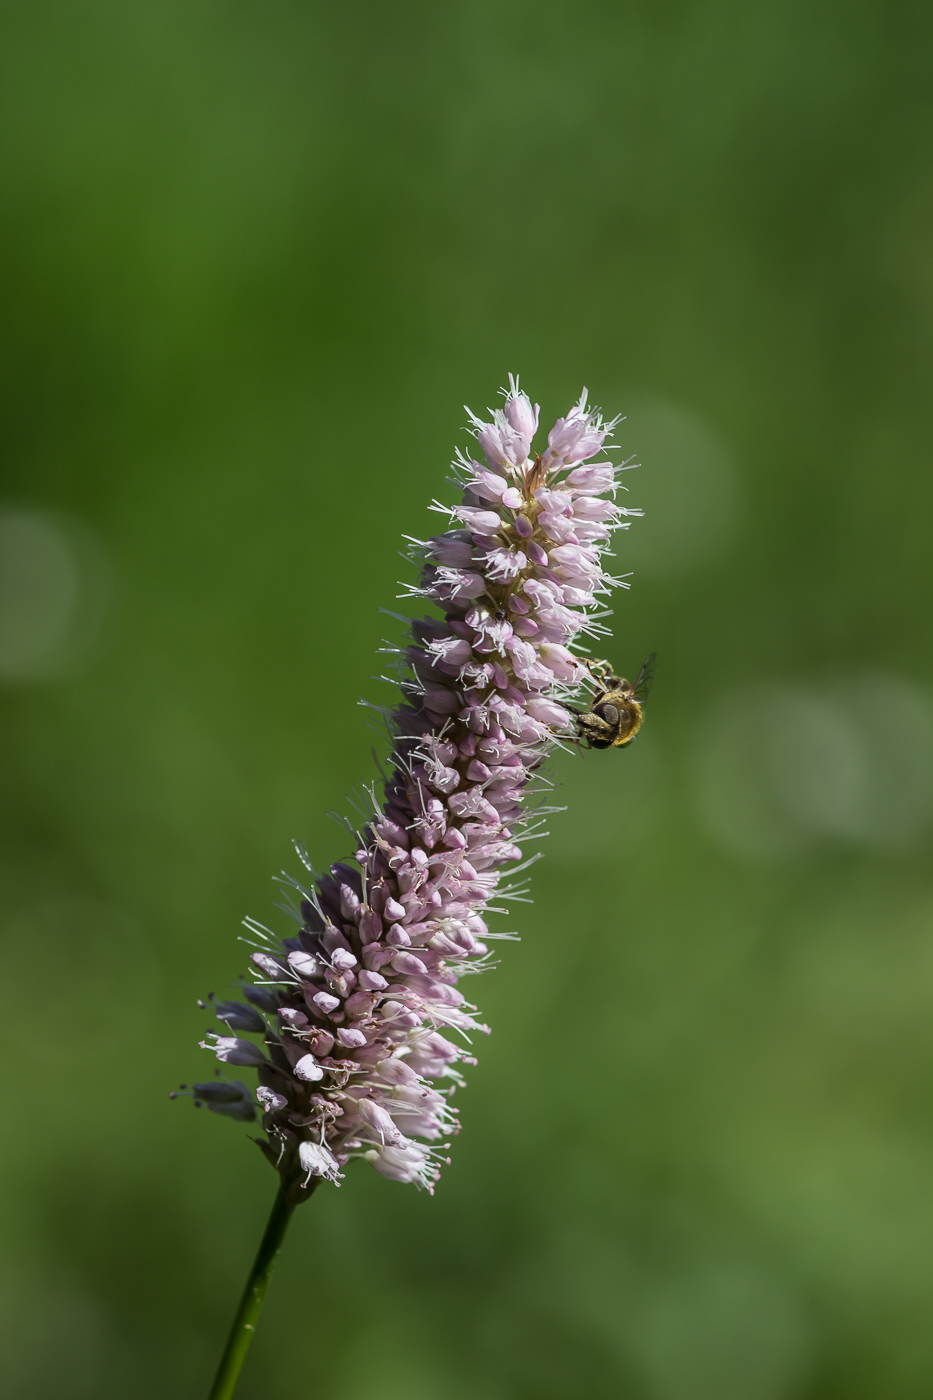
xmin=2 ymin=1 xmax=933 ymax=1396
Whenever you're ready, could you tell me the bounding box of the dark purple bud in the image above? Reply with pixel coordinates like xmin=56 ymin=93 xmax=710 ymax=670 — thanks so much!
xmin=191 ymin=1080 xmax=246 ymax=1104
xmin=243 ymin=983 xmax=280 ymax=1013
xmin=301 ymin=901 xmax=326 ymax=932
xmin=330 ymin=863 xmax=363 ymax=898
xmin=190 ymin=1080 xmax=256 ymax=1122
xmin=214 ymin=1000 xmax=265 ymax=1034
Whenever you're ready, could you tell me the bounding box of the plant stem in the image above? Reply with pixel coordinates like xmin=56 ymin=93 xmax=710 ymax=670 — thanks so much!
xmin=207 ymin=1183 xmax=298 ymax=1400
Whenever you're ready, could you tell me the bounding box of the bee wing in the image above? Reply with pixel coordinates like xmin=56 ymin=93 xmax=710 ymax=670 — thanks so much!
xmin=632 ymin=651 xmax=657 ymax=701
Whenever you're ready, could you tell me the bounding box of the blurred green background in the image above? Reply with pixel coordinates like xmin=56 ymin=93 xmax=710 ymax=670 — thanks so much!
xmin=2 ymin=2 xmax=933 ymax=1397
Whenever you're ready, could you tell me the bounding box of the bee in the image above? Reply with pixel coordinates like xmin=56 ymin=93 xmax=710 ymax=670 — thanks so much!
xmin=573 ymin=653 xmax=656 ymax=750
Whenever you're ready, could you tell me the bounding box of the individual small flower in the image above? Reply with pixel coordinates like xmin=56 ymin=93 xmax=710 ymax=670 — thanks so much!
xmin=189 ymin=378 xmax=637 ymax=1202
xmin=298 ymin=1140 xmax=340 ymax=1185
xmin=466 ymin=375 xmax=541 ymax=472
xmin=200 ymin=1034 xmax=268 ymax=1067
xmin=502 ymin=376 xmax=540 ymax=441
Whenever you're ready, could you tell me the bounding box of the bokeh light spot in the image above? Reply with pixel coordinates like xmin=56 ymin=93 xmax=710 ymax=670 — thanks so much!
xmin=615 ymin=399 xmax=738 ymax=577
xmin=632 ymin=1261 xmax=810 ymax=1400
xmin=0 ymin=507 xmax=113 ymax=681
xmin=694 ymin=675 xmax=933 ymax=859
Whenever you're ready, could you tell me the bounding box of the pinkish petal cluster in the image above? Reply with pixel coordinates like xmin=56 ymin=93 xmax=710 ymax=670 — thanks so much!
xmin=195 ymin=378 xmax=637 ymax=1201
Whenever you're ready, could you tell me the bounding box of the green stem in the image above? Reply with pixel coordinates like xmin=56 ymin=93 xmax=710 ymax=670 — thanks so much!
xmin=207 ymin=1183 xmax=298 ymax=1400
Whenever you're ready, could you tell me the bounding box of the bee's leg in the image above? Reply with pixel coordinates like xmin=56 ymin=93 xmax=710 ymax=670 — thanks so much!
xmin=581 ymin=657 xmax=614 ymax=684
xmin=575 ymin=711 xmax=613 ymax=748
xmin=565 ymin=708 xmax=585 ymax=746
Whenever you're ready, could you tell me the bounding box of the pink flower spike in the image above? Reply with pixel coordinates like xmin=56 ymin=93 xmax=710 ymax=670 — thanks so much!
xmin=187 ymin=378 xmax=638 ymax=1202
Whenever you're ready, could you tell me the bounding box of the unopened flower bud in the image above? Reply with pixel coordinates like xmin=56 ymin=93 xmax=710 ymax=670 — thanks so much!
xmin=189 ymin=1079 xmax=256 ymax=1122
xmin=312 ymin=991 xmax=341 ymax=1015
xmin=357 ymin=1097 xmax=404 ymax=1145
xmin=337 ymin=1027 xmax=367 ymax=1048
xmin=288 ymin=950 xmax=321 ymax=979
xmin=251 ymin=952 xmax=285 ymax=979
xmin=213 ymin=1000 xmax=265 ymax=1034
xmin=392 ymin=951 xmax=429 ymax=976
xmin=243 ymin=983 xmax=279 ymax=1013
xmin=503 ymin=388 xmax=539 ymax=440
xmin=191 ymin=1080 xmax=248 ymax=1103
xmin=278 ymin=1007 xmax=309 ymax=1029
